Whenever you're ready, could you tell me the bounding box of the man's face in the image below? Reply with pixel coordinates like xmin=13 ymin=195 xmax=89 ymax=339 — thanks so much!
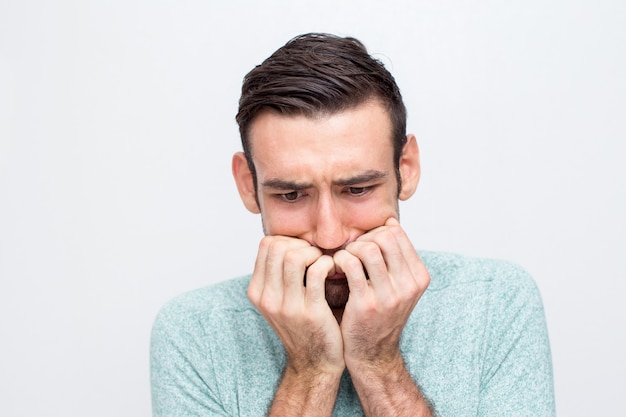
xmin=233 ymin=100 xmax=420 ymax=308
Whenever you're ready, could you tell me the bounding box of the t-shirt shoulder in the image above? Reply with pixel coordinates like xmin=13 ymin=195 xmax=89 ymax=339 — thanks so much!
xmin=420 ymin=250 xmax=538 ymax=293
xmin=153 ymin=276 xmax=253 ymax=330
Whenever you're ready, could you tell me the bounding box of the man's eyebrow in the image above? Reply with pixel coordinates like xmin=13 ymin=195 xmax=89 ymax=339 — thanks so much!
xmin=333 ymin=170 xmax=389 ymax=186
xmin=261 ymin=179 xmax=312 ymax=190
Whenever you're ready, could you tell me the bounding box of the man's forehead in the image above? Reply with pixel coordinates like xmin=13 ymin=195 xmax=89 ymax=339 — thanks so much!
xmin=247 ymin=102 xmax=395 ymax=152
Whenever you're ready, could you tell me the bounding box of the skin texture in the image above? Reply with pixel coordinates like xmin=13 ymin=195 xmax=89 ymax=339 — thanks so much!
xmin=232 ymin=101 xmax=433 ymax=416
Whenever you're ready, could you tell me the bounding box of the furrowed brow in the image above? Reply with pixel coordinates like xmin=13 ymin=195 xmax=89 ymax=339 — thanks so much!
xmin=333 ymin=170 xmax=389 ymax=186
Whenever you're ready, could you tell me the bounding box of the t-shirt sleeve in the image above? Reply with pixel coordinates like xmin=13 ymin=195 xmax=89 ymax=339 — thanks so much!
xmin=476 ymin=265 xmax=556 ymax=416
xmin=150 ymin=299 xmax=229 ymax=417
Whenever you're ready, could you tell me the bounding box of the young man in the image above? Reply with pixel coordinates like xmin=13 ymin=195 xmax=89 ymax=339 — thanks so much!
xmin=151 ymin=34 xmax=555 ymax=416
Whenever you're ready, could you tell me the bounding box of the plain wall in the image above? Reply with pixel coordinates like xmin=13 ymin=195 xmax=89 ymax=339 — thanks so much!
xmin=1 ymin=0 xmax=624 ymax=415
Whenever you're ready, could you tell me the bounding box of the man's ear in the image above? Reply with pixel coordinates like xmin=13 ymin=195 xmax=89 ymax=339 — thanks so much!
xmin=232 ymin=152 xmax=261 ymax=214
xmin=398 ymin=134 xmax=421 ymax=201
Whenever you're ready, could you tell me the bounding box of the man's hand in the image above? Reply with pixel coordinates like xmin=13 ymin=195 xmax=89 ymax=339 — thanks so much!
xmin=248 ymin=220 xmax=433 ymax=416
xmin=247 ymin=235 xmax=344 ymax=416
xmin=333 ymin=218 xmax=433 ymax=416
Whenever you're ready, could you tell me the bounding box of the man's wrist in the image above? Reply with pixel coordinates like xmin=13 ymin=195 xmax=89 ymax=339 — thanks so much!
xmin=284 ymin=360 xmax=345 ymax=385
xmin=345 ymin=350 xmax=405 ymax=384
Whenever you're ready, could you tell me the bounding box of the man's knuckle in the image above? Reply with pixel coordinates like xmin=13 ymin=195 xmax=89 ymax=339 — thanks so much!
xmin=346 ymin=256 xmax=363 ymax=271
xmin=283 ymin=250 xmax=301 ymax=266
xmin=361 ymin=242 xmax=380 ymax=258
xmin=258 ymin=235 xmax=274 ymax=251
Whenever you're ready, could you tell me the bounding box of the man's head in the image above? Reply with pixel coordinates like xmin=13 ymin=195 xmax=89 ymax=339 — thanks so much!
xmin=235 ymin=33 xmax=408 ymax=195
xmin=232 ymin=33 xmax=420 ymax=250
xmin=232 ymin=33 xmax=421 ymax=309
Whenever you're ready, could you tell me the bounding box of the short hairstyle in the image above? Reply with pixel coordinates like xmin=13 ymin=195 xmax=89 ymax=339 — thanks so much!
xmin=236 ymin=33 xmax=408 ymax=194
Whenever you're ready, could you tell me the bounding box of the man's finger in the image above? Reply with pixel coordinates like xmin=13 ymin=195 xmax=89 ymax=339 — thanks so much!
xmin=304 ymin=255 xmax=335 ymax=305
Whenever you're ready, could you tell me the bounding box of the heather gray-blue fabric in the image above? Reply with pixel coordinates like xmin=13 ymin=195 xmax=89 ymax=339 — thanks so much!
xmin=151 ymin=251 xmax=555 ymax=416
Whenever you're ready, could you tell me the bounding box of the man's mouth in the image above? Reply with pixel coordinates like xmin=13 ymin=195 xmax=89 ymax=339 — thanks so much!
xmin=304 ymin=264 xmax=369 ymax=286
xmin=326 ymin=272 xmax=347 ymax=280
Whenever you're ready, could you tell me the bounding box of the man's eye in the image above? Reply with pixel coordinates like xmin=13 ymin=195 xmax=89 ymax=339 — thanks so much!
xmin=348 ymin=187 xmax=369 ymax=196
xmin=281 ymin=191 xmax=300 ymax=201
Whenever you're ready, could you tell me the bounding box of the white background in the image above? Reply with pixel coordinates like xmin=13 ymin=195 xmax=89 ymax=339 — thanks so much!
xmin=1 ymin=0 xmax=624 ymax=415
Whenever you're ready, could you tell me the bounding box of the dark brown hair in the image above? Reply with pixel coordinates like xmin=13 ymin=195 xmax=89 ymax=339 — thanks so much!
xmin=236 ymin=33 xmax=407 ymax=194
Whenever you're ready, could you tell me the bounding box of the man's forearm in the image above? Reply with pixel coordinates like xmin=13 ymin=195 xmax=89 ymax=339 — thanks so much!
xmin=268 ymin=366 xmax=342 ymax=417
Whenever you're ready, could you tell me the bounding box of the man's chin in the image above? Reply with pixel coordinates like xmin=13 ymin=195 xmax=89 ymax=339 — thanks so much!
xmin=325 ymin=278 xmax=349 ymax=309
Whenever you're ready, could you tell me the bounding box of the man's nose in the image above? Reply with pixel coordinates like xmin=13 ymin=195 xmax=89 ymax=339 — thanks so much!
xmin=311 ymin=196 xmax=348 ymax=253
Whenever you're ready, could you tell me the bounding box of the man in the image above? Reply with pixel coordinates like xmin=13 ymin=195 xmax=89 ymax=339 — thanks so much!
xmin=151 ymin=33 xmax=555 ymax=416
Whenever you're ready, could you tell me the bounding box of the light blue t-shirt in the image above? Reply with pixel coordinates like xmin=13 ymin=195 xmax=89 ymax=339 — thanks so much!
xmin=151 ymin=251 xmax=555 ymax=416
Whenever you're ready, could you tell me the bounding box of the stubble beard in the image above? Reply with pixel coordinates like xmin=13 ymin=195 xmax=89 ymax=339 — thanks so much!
xmin=325 ymin=278 xmax=350 ymax=309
